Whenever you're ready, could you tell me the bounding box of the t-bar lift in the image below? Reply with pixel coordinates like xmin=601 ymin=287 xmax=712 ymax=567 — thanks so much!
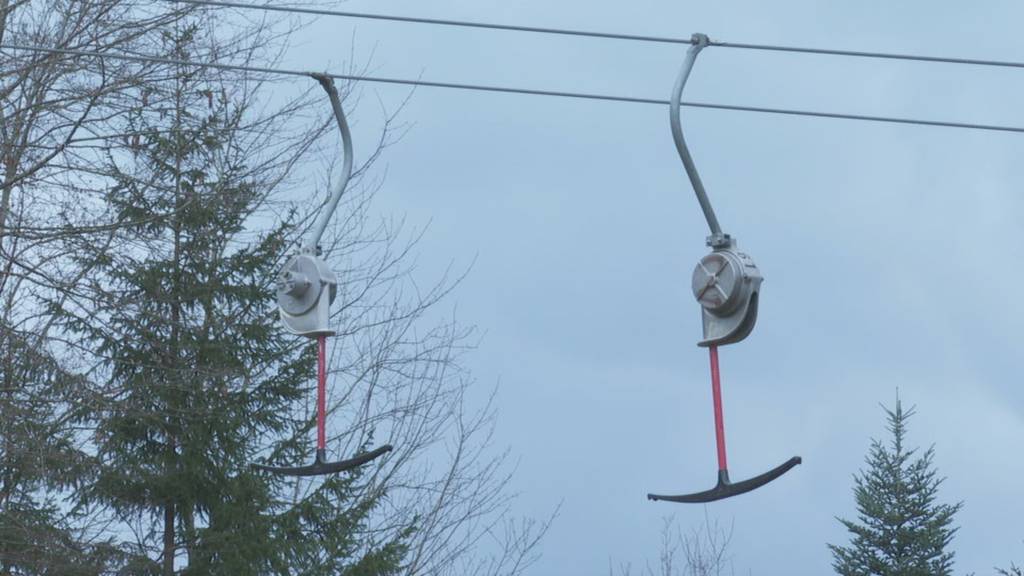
xmin=647 ymin=34 xmax=801 ymax=503
xmin=251 ymin=75 xmax=393 ymax=476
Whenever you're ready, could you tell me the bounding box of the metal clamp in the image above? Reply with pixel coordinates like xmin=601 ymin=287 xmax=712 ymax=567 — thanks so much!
xmin=276 ymin=73 xmax=352 ymax=338
xmin=253 ymin=76 xmax=392 ymax=478
xmin=670 ymin=33 xmax=762 ymax=347
xmin=649 ymin=35 xmax=799 ymax=504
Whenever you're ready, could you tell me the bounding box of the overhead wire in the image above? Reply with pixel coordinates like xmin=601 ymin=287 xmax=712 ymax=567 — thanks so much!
xmin=714 ymin=41 xmax=1024 ymax=70
xmin=3 ymin=43 xmax=1023 ymax=134
xmin=172 ymin=0 xmax=1024 ymax=70
xmin=171 ymin=0 xmax=695 ymax=45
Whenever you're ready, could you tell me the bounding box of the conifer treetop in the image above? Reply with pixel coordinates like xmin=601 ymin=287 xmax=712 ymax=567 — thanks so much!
xmin=829 ymin=398 xmax=963 ymax=576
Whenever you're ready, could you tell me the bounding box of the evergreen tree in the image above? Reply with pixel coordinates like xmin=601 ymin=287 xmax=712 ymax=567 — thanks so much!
xmin=54 ymin=24 xmax=406 ymax=575
xmin=829 ymin=399 xmax=962 ymax=576
xmin=0 ymin=330 xmax=117 ymax=575
xmin=6 ymin=4 xmax=547 ymax=574
xmin=1 ymin=2 xmax=188 ymax=573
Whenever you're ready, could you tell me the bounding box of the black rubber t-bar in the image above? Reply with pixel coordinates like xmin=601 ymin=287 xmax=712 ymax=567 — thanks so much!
xmin=251 ymin=338 xmax=392 ymax=476
xmin=647 ymin=346 xmax=800 ymax=503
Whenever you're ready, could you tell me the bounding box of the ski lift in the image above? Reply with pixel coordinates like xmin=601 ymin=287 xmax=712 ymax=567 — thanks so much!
xmin=647 ymin=34 xmax=801 ymax=503
xmin=251 ymin=74 xmax=393 ymax=477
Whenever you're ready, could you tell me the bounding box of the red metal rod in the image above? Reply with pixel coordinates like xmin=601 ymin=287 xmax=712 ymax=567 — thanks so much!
xmin=709 ymin=345 xmax=728 ymax=471
xmin=317 ymin=335 xmax=327 ymax=451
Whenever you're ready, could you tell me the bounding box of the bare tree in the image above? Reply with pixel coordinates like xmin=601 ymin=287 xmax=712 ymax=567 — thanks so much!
xmin=2 ymin=2 xmax=551 ymax=573
xmin=614 ymin=515 xmax=735 ymax=576
xmin=1 ymin=2 xmax=199 ymax=573
xmin=254 ymin=95 xmax=555 ymax=575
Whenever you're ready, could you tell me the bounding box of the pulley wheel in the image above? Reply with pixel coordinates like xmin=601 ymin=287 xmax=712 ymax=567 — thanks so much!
xmin=277 ymin=255 xmax=323 ymax=316
xmin=691 ymin=251 xmax=744 ymax=315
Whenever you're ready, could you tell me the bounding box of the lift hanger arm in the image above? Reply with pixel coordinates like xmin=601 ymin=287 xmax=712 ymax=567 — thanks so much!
xmin=670 ymin=33 xmax=729 ymax=248
xmin=306 ymin=73 xmax=354 ymax=254
xmin=648 ymin=38 xmax=800 ymax=503
xmin=253 ymin=77 xmax=393 ymax=477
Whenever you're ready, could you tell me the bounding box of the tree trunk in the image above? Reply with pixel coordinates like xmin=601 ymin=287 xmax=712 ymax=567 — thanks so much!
xmin=162 ymin=502 xmax=175 ymax=575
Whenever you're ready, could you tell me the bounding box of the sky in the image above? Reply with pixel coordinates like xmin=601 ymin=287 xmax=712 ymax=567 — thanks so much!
xmin=274 ymin=1 xmax=1024 ymax=573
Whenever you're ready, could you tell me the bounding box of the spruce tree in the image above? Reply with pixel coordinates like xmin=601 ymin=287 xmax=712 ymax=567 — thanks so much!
xmin=829 ymin=399 xmax=962 ymax=576
xmin=1 ymin=3 xmax=190 ymax=573
xmin=54 ymin=24 xmax=406 ymax=575
xmin=0 ymin=330 xmax=116 ymax=575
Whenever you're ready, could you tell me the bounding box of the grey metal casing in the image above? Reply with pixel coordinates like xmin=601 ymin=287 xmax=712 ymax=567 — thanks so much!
xmin=277 ymin=253 xmax=338 ymax=337
xmin=272 ymin=74 xmax=351 ymax=340
xmin=691 ymin=239 xmax=762 ymax=347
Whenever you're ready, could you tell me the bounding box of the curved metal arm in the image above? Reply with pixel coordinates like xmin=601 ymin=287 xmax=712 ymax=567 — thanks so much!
xmin=671 ymin=33 xmax=729 ymax=248
xmin=306 ymin=73 xmax=354 ymax=254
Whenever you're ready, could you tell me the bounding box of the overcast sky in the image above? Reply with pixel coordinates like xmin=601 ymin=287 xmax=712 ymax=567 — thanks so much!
xmin=278 ymin=1 xmax=1024 ymax=573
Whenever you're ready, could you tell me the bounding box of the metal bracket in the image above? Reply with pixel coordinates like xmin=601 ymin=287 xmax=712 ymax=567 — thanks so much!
xmin=691 ymin=240 xmax=762 ymax=347
xmin=670 ymin=33 xmax=763 ymax=347
xmin=275 ymin=73 xmax=353 ymax=338
xmin=277 ymin=253 xmax=338 ymax=337
xmin=305 ymin=73 xmax=354 ymax=255
xmin=670 ymin=33 xmax=730 ymax=249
